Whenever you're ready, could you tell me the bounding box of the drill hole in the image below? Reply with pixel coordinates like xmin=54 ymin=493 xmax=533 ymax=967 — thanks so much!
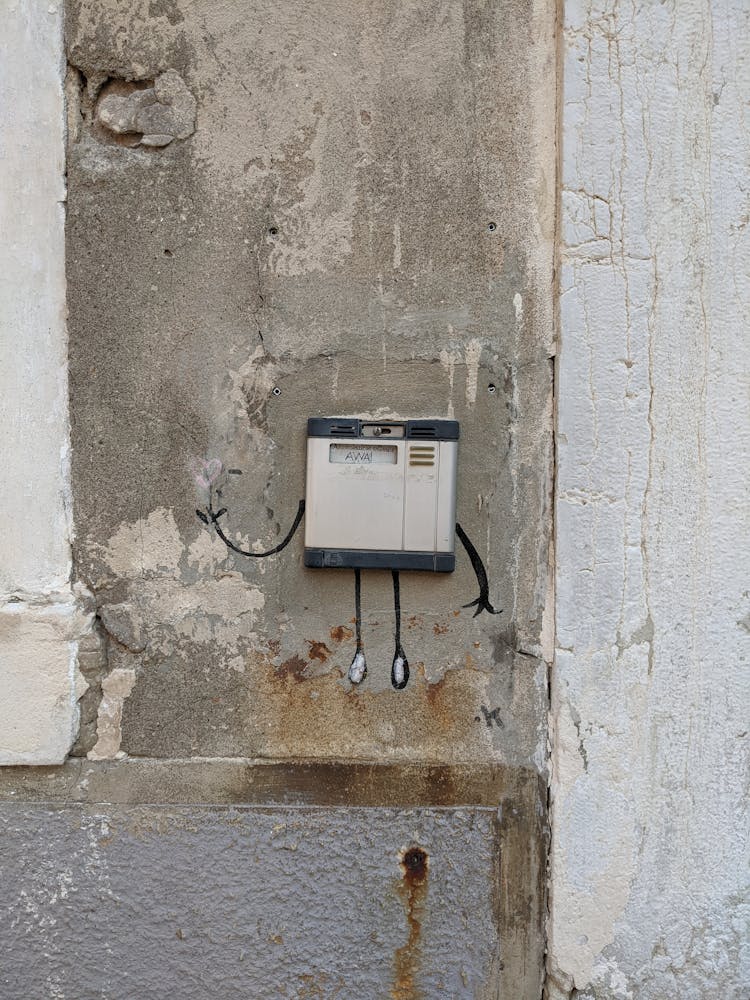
xmin=272 ymin=386 xmax=281 ymax=396
xmin=487 ymin=221 xmax=497 ymax=232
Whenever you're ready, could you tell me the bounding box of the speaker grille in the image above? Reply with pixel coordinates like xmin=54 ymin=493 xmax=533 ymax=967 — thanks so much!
xmin=409 ymin=445 xmax=435 ymax=467
xmin=330 ymin=422 xmax=358 ymax=437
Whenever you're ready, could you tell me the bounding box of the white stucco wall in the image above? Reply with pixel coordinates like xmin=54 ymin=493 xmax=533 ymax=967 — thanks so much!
xmin=550 ymin=1 xmax=750 ymax=997
xmin=0 ymin=4 xmax=89 ymax=764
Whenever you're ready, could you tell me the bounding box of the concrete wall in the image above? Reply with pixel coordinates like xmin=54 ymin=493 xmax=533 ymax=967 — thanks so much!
xmin=0 ymin=1 xmax=556 ymax=997
xmin=63 ymin=0 xmax=555 ymax=768
xmin=549 ymin=1 xmax=750 ymax=997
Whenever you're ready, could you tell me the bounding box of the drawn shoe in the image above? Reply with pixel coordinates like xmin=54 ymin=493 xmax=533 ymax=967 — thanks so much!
xmin=348 ymin=650 xmax=367 ymax=684
xmin=391 ymin=651 xmax=409 ymax=690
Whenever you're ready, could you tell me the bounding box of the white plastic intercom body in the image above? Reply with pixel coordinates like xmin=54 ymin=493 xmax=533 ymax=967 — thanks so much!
xmin=304 ymin=417 xmax=459 ymax=571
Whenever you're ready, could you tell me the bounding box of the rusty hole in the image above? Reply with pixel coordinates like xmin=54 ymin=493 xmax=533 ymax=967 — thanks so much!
xmin=400 ymin=846 xmax=428 ymax=885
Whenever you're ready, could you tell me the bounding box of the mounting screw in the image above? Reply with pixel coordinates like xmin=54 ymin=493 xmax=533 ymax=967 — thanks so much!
xmin=487 ymin=383 xmax=496 ymax=394
xmin=272 ymin=386 xmax=281 ymax=396
xmin=487 ymin=221 xmax=497 ymax=232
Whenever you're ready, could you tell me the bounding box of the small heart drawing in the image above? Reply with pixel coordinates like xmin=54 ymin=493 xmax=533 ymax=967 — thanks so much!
xmin=191 ymin=457 xmax=223 ymax=490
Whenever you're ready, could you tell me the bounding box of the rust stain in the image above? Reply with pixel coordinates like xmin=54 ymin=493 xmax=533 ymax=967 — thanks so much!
xmin=296 ymin=971 xmax=330 ymax=998
xmin=391 ymin=846 xmax=429 ymax=1000
xmin=432 ymin=622 xmax=449 ymax=635
xmin=407 ymin=615 xmax=423 ymax=629
xmin=329 ymin=625 xmax=353 ymax=643
xmin=253 ymin=648 xmax=489 ymax=760
xmin=423 ymin=673 xmax=456 ymax=733
xmin=306 ymin=640 xmax=332 ymax=662
xmin=267 ymin=639 xmax=281 ymax=657
xmin=276 ymin=654 xmax=307 ymax=681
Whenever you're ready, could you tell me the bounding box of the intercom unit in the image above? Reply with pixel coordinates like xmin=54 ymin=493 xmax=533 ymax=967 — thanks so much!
xmin=304 ymin=417 xmax=459 ymax=572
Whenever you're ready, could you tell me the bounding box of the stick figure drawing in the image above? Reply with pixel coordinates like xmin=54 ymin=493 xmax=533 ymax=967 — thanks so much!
xmin=195 ymin=419 xmax=500 ymax=690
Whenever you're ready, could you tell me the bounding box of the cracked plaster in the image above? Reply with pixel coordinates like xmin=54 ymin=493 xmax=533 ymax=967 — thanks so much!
xmin=550 ymin=1 xmax=750 ymax=996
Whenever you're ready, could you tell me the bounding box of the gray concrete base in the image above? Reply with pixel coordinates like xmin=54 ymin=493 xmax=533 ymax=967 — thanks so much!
xmin=1 ymin=804 xmax=496 ymax=999
xmin=0 ymin=760 xmax=545 ymax=999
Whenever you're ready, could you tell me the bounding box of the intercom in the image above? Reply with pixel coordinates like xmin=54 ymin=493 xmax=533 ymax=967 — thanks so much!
xmin=304 ymin=417 xmax=459 ymax=572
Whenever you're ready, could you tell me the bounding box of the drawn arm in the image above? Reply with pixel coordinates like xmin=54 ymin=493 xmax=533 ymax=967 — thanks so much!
xmin=196 ymin=494 xmax=305 ymax=558
xmin=455 ymin=522 xmax=502 ymax=618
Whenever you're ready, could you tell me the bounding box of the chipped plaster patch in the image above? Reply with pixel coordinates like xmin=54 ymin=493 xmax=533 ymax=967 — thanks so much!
xmin=101 ymin=508 xmax=183 ymax=579
xmin=439 ymin=348 xmax=458 ymax=418
xmin=88 ymin=667 xmax=136 ymax=760
xmin=95 ymin=69 xmax=196 ymax=147
xmin=186 ymin=528 xmax=230 ymax=575
xmin=98 ymin=509 xmax=265 ymax=657
xmin=463 ymin=338 xmax=482 ymax=405
xmin=102 ymin=572 xmax=265 ymax=656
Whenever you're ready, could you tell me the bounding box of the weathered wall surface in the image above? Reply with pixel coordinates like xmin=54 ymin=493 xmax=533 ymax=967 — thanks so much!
xmin=0 ymin=4 xmax=91 ymax=764
xmin=55 ymin=0 xmax=556 ymax=995
xmin=0 ymin=759 xmax=546 ymax=1000
xmin=3 ymin=2 xmax=748 ymax=998
xmin=0 ymin=799 xmax=498 ymax=1000
xmin=549 ymin=1 xmax=750 ymax=997
xmin=64 ymin=1 xmax=556 ymax=770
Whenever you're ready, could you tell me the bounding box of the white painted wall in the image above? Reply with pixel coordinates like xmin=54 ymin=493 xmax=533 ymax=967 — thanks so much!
xmin=550 ymin=1 xmax=750 ymax=996
xmin=0 ymin=4 xmax=90 ymax=764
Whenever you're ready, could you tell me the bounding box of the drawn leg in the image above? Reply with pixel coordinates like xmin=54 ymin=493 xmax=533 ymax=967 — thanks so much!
xmin=348 ymin=568 xmax=367 ymax=684
xmin=390 ymin=570 xmax=409 ymax=690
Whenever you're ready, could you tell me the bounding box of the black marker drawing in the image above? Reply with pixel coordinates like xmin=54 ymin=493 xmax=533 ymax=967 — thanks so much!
xmin=477 ymin=705 xmax=504 ymax=729
xmin=194 ymin=465 xmax=501 ymax=691
xmin=196 ymin=497 xmax=305 ymax=558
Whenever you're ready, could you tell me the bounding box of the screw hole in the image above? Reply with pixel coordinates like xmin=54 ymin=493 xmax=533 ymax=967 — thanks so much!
xmin=163 ymin=248 xmax=173 ymax=257
xmin=488 ymin=383 xmax=496 ymax=393
xmin=268 ymin=226 xmax=279 ymax=237
xmin=487 ymin=221 xmax=497 ymax=232
xmin=272 ymin=386 xmax=281 ymax=396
